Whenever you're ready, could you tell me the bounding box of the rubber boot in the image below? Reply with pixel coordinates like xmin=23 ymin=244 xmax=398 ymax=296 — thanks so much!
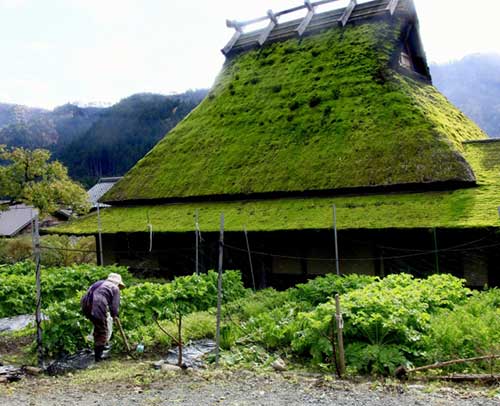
xmin=94 ymin=345 xmax=105 ymax=362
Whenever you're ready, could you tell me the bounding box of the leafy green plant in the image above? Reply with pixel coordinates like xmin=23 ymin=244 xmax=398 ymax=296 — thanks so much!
xmin=0 ymin=262 xmax=132 ymax=318
xmin=345 ymin=343 xmax=408 ymax=376
xmin=287 ymin=273 xmax=375 ymax=307
xmin=290 ymin=274 xmax=472 ymax=374
xmin=41 ymin=270 xmax=246 ymax=356
xmin=424 ymin=288 xmax=500 ymax=368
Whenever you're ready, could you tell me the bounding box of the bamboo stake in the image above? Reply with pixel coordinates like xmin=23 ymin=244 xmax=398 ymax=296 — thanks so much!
xmin=215 ymin=213 xmax=224 ymax=366
xmin=335 ymin=294 xmax=345 ymax=377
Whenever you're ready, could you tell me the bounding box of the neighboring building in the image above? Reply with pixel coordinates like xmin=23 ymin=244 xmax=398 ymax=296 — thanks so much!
xmin=87 ymin=177 xmax=122 ymax=210
xmin=52 ymin=0 xmax=500 ymax=288
xmin=0 ymin=205 xmax=38 ymax=237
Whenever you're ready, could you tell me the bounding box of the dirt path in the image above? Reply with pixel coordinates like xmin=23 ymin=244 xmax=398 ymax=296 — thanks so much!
xmin=0 ymin=361 xmax=498 ymax=406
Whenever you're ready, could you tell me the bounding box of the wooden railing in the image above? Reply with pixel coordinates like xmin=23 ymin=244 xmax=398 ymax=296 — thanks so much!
xmin=222 ymin=0 xmax=400 ymax=55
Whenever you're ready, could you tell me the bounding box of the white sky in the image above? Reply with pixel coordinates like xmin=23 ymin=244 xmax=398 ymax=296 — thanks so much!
xmin=0 ymin=0 xmax=499 ymax=109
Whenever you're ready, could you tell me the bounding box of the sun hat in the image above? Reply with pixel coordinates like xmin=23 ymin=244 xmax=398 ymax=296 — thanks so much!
xmin=107 ymin=273 xmax=125 ymax=288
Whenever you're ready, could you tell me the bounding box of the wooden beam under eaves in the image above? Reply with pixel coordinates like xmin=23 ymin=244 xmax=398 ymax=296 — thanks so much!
xmin=338 ymin=0 xmax=357 ymax=27
xmin=258 ymin=10 xmax=278 ymax=46
xmin=296 ymin=0 xmax=315 ymax=37
xmin=386 ymin=0 xmax=400 ymax=16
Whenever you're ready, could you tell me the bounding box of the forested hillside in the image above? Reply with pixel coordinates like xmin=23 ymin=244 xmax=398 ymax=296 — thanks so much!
xmin=0 ymin=103 xmax=103 ymax=150
xmin=58 ymin=91 xmax=207 ymax=185
xmin=0 ymin=90 xmax=207 ymax=186
xmin=431 ymin=53 xmax=500 ymax=138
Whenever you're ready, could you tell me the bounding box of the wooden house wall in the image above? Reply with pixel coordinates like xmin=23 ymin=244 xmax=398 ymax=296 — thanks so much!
xmin=98 ymin=228 xmax=498 ymax=289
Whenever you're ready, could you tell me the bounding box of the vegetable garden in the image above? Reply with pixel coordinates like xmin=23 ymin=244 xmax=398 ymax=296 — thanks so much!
xmin=0 ymin=261 xmax=498 ymax=377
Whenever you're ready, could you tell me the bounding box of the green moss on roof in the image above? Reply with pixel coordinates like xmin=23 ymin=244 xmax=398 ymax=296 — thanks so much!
xmin=104 ymin=18 xmax=485 ymax=203
xmin=53 ymin=140 xmax=500 ymax=235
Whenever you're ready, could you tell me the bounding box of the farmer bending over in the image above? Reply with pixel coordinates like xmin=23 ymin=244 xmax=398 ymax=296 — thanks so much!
xmin=81 ymin=273 xmax=125 ymax=362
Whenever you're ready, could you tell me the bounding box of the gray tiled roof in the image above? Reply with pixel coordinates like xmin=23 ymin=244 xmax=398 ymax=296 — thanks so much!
xmin=87 ymin=178 xmax=122 ymax=208
xmin=0 ymin=205 xmax=38 ymax=237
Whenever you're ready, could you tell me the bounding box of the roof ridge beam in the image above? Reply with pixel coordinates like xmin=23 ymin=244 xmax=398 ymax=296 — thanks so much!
xmin=338 ymin=0 xmax=357 ymax=27
xmin=386 ymin=0 xmax=400 ymax=16
xmin=258 ymin=10 xmax=278 ymax=46
xmin=296 ymin=0 xmax=315 ymax=37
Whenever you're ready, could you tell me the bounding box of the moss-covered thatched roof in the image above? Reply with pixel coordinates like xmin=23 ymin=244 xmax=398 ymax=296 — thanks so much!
xmin=51 ymin=140 xmax=500 ymax=235
xmin=103 ymin=12 xmax=485 ymax=204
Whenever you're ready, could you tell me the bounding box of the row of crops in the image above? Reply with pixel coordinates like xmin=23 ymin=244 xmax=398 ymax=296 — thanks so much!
xmin=0 ymin=261 xmax=498 ymax=375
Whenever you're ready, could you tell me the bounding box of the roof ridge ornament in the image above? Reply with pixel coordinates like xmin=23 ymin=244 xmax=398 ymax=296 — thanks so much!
xmin=222 ymin=0 xmax=405 ymax=55
xmin=338 ymin=0 xmax=357 ymax=27
xmin=296 ymin=0 xmax=316 ymax=37
xmin=386 ymin=0 xmax=400 ymax=15
xmin=258 ymin=10 xmax=279 ymax=46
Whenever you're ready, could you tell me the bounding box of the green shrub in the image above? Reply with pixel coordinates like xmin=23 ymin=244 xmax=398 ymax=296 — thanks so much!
xmin=290 ymin=274 xmax=471 ymax=374
xmin=0 ymin=262 xmax=132 ymax=318
xmin=41 ymin=270 xmax=246 ymax=356
xmin=223 ymin=288 xmax=288 ymax=320
xmin=0 ymin=235 xmax=96 ymax=266
xmin=39 ymin=235 xmax=96 ymax=266
xmin=424 ymin=289 xmax=500 ymax=368
xmin=287 ymin=273 xmax=375 ymax=306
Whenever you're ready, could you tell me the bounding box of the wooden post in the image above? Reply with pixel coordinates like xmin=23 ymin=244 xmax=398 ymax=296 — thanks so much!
xmin=177 ymin=313 xmax=183 ymax=367
xmin=195 ymin=209 xmax=199 ymax=275
xmin=96 ymin=204 xmax=104 ymax=266
xmin=433 ymin=228 xmax=440 ymax=274
xmin=34 ymin=216 xmax=43 ymax=368
xmin=333 ymin=205 xmax=340 ymax=276
xmin=215 ymin=213 xmax=224 ymax=366
xmin=243 ymin=225 xmax=256 ymax=291
xmin=335 ymin=294 xmax=345 ymax=377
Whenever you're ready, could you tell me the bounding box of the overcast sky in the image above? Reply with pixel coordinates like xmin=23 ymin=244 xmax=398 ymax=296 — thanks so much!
xmin=1 ymin=0 xmax=499 ymax=109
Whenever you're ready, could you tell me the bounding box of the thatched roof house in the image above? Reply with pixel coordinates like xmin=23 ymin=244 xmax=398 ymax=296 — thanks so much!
xmin=53 ymin=0 xmax=500 ymax=288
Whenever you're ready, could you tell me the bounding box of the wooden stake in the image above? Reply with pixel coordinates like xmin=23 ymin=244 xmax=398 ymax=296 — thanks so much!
xmin=215 ymin=213 xmax=224 ymax=366
xmin=177 ymin=314 xmax=183 ymax=367
xmin=333 ymin=205 xmax=340 ymax=276
xmin=243 ymin=226 xmax=256 ymax=291
xmin=34 ymin=216 xmax=43 ymax=368
xmin=96 ymin=204 xmax=104 ymax=266
xmin=195 ymin=209 xmax=199 ymax=275
xmin=432 ymin=228 xmax=439 ymax=274
xmin=335 ymin=294 xmax=345 ymax=377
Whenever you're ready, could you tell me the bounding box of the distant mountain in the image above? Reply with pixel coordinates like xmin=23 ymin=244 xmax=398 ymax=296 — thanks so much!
xmin=0 ymin=103 xmax=103 ymax=150
xmin=0 ymin=90 xmax=207 ymax=186
xmin=431 ymin=54 xmax=500 ymax=138
xmin=57 ymin=90 xmax=207 ymax=186
xmin=0 ymin=103 xmax=48 ymax=130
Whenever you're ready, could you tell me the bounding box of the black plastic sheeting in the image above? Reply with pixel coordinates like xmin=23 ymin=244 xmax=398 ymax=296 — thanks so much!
xmin=46 ymin=349 xmax=102 ymax=376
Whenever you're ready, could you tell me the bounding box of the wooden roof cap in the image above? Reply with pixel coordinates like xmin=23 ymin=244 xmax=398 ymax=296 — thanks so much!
xmin=222 ymin=0 xmax=416 ymax=56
